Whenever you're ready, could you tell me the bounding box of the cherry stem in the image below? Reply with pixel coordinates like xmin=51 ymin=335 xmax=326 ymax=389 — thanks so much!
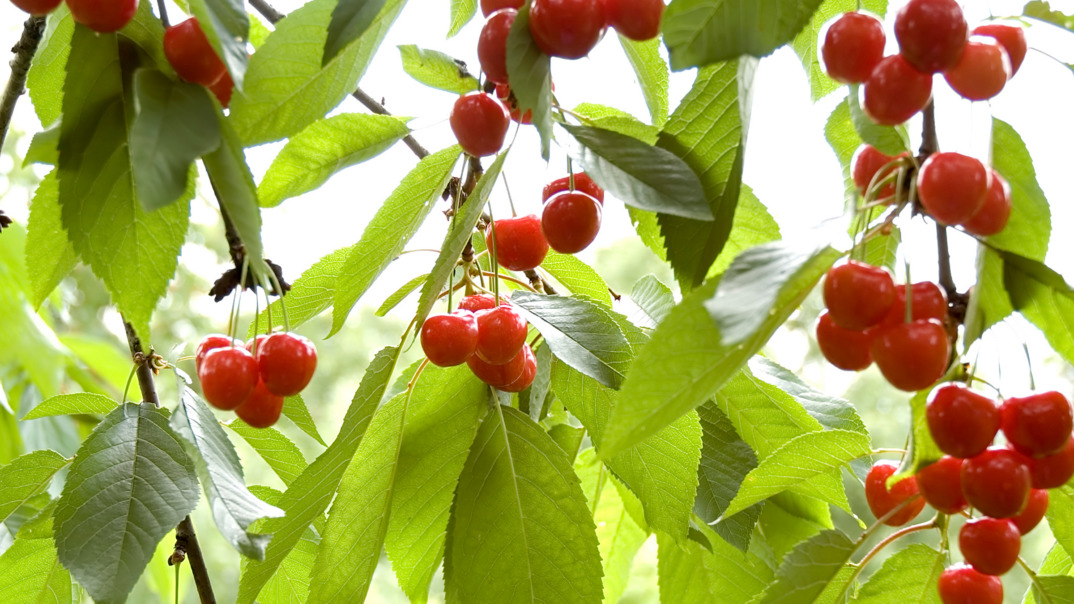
xmin=831 ymin=512 xmax=937 ymax=602
xmin=870 ymin=448 xmax=907 ymax=455
xmin=407 ymin=359 xmax=430 ymax=391
xmin=480 ymin=271 xmax=539 ymax=293
xmin=858 ymin=518 xmax=936 ymax=571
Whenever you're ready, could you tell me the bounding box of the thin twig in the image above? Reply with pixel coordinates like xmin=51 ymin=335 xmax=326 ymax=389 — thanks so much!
xmin=0 ymin=16 xmax=46 ymax=154
xmin=155 ymin=0 xmax=170 ymax=28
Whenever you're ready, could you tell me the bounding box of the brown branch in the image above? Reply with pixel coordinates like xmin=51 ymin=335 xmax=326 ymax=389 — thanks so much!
xmin=0 ymin=16 xmax=44 ymax=153
xmin=154 ymin=0 xmax=170 ymax=28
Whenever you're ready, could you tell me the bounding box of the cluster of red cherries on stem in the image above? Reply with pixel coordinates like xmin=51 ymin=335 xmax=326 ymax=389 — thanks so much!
xmin=865 ymin=385 xmax=1074 ymax=604
xmin=11 ymin=0 xmax=138 ymax=33
xmin=821 ymin=0 xmax=1027 ymax=125
xmin=164 ymin=17 xmax=236 ymax=108
xmin=195 ymin=332 xmax=317 ymax=428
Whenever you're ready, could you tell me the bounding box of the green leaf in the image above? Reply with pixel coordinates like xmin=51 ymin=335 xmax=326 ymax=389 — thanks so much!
xmin=662 ymin=0 xmax=827 ymax=69
xmin=541 ymin=251 xmax=613 ymax=307
xmin=281 ymin=394 xmax=325 ymax=446
xmin=824 ymin=96 xmax=863 ymax=210
xmin=573 ymin=103 xmax=660 ymax=144
xmin=630 ymin=274 xmax=675 ymax=328
xmin=750 ymin=357 xmax=867 ymax=434
xmin=560 ymin=123 xmax=711 ymax=221
xmin=251 ymin=244 xmax=350 ymax=335
xmin=54 ymin=403 xmax=199 ymax=603
xmin=1003 ymin=252 xmax=1074 ymax=367
xmin=759 ymin=493 xmax=833 ymax=560
xmin=27 ymin=6 xmax=73 ymax=127
xmin=226 ymin=420 xmax=309 ymax=487
xmin=24 ymin=171 xmax=77 ymax=308
xmin=203 ymin=110 xmax=264 ymax=263
xmin=24 ymin=125 xmax=59 ymax=166
xmin=758 ymin=530 xmax=856 ymax=604
xmin=963 ymin=246 xmax=1013 ymax=346
xmin=694 ymin=401 xmax=761 ymax=552
xmin=716 ymin=366 xmax=826 ymax=460
xmin=791 ymin=0 xmax=888 ymax=102
xmin=618 ymin=35 xmax=670 ymax=126
xmin=189 ymin=0 xmax=249 ymax=89
xmin=847 ymin=87 xmax=910 ymax=155
xmin=0 ymin=450 xmax=68 ymax=526
xmin=376 ymin=273 xmax=429 ymax=317
xmin=240 ymin=522 xmax=318 ymax=604
xmin=854 ymin=544 xmax=943 ymax=604
xmin=1046 ymin=486 xmax=1074 ymax=558
xmin=23 ymin=393 xmax=116 ymax=420
xmin=656 ymin=526 xmax=773 ymax=603
xmin=331 ymin=145 xmax=461 ymax=335
xmin=897 ymin=388 xmax=943 ymax=479
xmin=987 ymin=118 xmax=1050 ymax=261
xmin=1025 ymin=1 xmax=1074 ymax=31
xmin=229 ymin=0 xmax=406 ymax=146
xmin=447 ymin=405 xmax=604 ymax=603
xmin=511 ymin=291 xmax=632 ymax=389
xmin=1033 ymin=576 xmax=1074 ymax=604
xmin=398 ymin=45 xmax=479 ymax=93
xmin=864 ymin=226 xmax=901 ymax=273
xmin=130 ymin=70 xmax=219 ymax=211
xmin=258 ymin=113 xmax=411 ymax=208
xmin=448 ymin=0 xmax=478 ymax=36
xmin=506 ymin=3 xmax=553 ymax=157
xmin=324 ymin=0 xmax=388 ymax=65
xmin=704 ymin=184 xmax=782 ymax=281
xmin=0 ymin=537 xmax=72 ymax=604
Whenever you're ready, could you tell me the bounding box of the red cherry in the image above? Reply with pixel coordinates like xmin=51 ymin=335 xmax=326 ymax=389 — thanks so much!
xmin=851 ymin=145 xmax=907 ymax=199
xmin=822 ymin=261 xmax=896 ymax=331
xmin=475 ymin=306 xmax=528 ymax=365
xmin=66 ymin=0 xmax=138 ymax=32
xmin=420 ymin=311 xmax=479 ymax=367
xmin=959 ymin=517 xmax=1021 ymax=576
xmin=457 ymin=294 xmax=508 ymax=313
xmin=943 ymin=38 xmax=1011 ymax=101
xmin=495 ymin=84 xmax=533 ymax=124
xmin=604 ymin=0 xmax=664 ymax=42
xmin=870 ymin=319 xmax=950 ymax=392
xmin=480 ymin=0 xmax=523 ymax=17
xmin=1001 ymin=391 xmax=1073 ymax=457
xmin=234 ymin=379 xmax=284 ymax=429
xmin=195 ymin=334 xmax=235 ymax=372
xmin=208 ymin=69 xmax=234 ymax=109
xmin=862 ymin=55 xmax=933 ymax=125
xmin=542 ymin=172 xmax=604 ymax=204
xmin=449 ymin=92 xmax=510 ymax=157
xmin=486 ymin=214 xmax=549 ymax=271
xmin=937 ymin=564 xmax=1003 ymax=604
xmin=10 ymin=0 xmax=62 ymax=16
xmin=478 ymin=9 xmax=516 ymax=85
xmin=245 ymin=334 xmax=269 ymax=355
xmin=973 ymin=23 xmax=1027 ymax=75
xmin=865 ymin=460 xmax=925 ymax=526
xmin=529 ymin=0 xmax=606 ymax=59
xmin=916 ymin=456 xmax=967 ymax=514
xmin=962 ymin=170 xmax=1011 ymax=237
xmin=467 ymin=344 xmax=529 ymax=388
xmin=256 ymin=332 xmax=318 ymax=397
xmin=198 ymin=347 xmax=259 ymax=410
xmin=877 ymin=282 xmax=948 ymax=328
xmin=917 ymin=152 xmax=990 ymax=225
xmin=926 ymin=384 xmax=1000 ymax=459
xmin=962 ymin=447 xmax=1032 ymax=518
xmin=1028 ymin=437 xmax=1074 ymax=489
xmin=164 ymin=18 xmax=228 ymax=87
xmin=500 ymin=344 xmax=537 ymax=392
xmin=894 ymin=0 xmax=968 ymax=73
xmin=815 ymin=312 xmax=873 ymax=371
xmin=1010 ymin=489 xmax=1048 ymax=534
xmin=820 ymin=11 xmax=886 ymax=84
xmin=541 ymin=191 xmax=603 ymax=254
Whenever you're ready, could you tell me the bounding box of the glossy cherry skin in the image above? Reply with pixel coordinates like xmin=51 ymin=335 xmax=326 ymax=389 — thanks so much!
xmin=450 ymin=92 xmax=510 ymax=157
xmin=959 ymin=517 xmax=1021 ymax=576
xmin=927 ymin=383 xmax=1000 ymax=459
xmin=1001 ymin=391 xmax=1073 ymax=457
xmin=937 ymin=564 xmax=1003 ymax=604
xmin=195 ymin=334 xmax=235 ymax=372
xmin=851 ymin=145 xmax=906 ymax=199
xmin=820 ymin=11 xmax=886 ymax=84
xmin=478 ymin=9 xmax=516 ymax=85
xmin=1010 ymin=489 xmax=1048 ymax=534
xmin=208 ymin=67 xmax=234 ymax=109
xmin=245 ymin=334 xmax=269 ymax=355
xmin=500 ymin=344 xmax=537 ymax=392
xmin=10 ymin=0 xmax=63 ymax=16
xmin=962 ymin=170 xmax=1011 ymax=237
xmin=457 ymin=294 xmax=508 ymax=313
xmin=917 ymin=152 xmax=990 ymax=225
xmin=67 ymin=0 xmax=139 ymax=32
xmin=973 ymin=23 xmax=1027 ymax=75
xmin=529 ymin=0 xmax=606 ymax=59
xmin=604 ymin=0 xmax=664 ymax=42
xmin=543 ymin=172 xmax=604 ymax=204
xmin=480 ymin=0 xmax=523 ymax=17
xmin=475 ymin=306 xmax=528 ymax=365
xmin=815 ymin=312 xmax=873 ymax=371
xmin=823 ymin=261 xmax=896 ymax=331
xmin=256 ymin=332 xmax=318 ymax=397
xmin=1028 ymin=437 xmax=1074 ymax=489
xmin=877 ymin=282 xmax=948 ymax=328
xmin=863 ymin=55 xmax=933 ymax=125
xmin=467 ymin=344 xmax=529 ymax=388
xmin=487 ymin=215 xmax=549 ymax=271
xmin=916 ymin=456 xmax=967 ymax=514
xmin=894 ymin=0 xmax=967 ymax=73
xmin=198 ymin=347 xmax=259 ymax=410
xmin=420 ymin=311 xmax=479 ymax=367
xmin=164 ymin=18 xmax=228 ymax=87
xmin=235 ymin=380 xmax=285 ymax=429
xmin=962 ymin=447 xmax=1032 ymax=518
xmin=541 ymin=191 xmax=602 ymax=254
xmin=494 ymin=84 xmax=532 ymax=124
xmin=943 ymin=38 xmax=1011 ymax=101
xmin=865 ymin=461 xmax=925 ymax=526
xmin=870 ymin=319 xmax=949 ymax=392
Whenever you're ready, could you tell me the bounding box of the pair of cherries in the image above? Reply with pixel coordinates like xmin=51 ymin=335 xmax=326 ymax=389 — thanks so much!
xmin=12 ymin=0 xmax=136 ymax=32
xmin=420 ymin=294 xmax=536 ymax=392
xmin=164 ymin=17 xmax=235 ymax=108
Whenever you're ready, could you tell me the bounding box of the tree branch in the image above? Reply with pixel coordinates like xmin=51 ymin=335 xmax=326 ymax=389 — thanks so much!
xmin=154 ymin=0 xmax=170 ymax=28
xmin=0 ymin=16 xmax=44 ymax=153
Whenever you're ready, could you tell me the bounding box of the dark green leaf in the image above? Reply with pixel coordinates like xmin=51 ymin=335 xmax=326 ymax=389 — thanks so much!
xmin=23 ymin=393 xmax=116 ymax=420
xmin=855 ymin=544 xmax=945 ymax=603
xmin=505 ymin=3 xmax=553 ymax=157
xmin=987 ymin=118 xmax=1050 ymax=261
xmin=226 ymin=420 xmax=309 ymax=486
xmin=758 ymin=530 xmax=856 ymax=603
xmin=846 ymin=87 xmax=910 ymax=155
xmin=202 ymin=110 xmax=264 ymax=262
xmin=0 ymin=537 xmax=72 ymax=603
xmin=656 ymin=526 xmax=773 ymax=603
xmin=630 ymin=274 xmax=675 ymax=328
xmin=0 ymin=450 xmax=68 ymax=526
xmin=324 ymin=0 xmax=388 ymax=65
xmin=398 ymin=45 xmax=479 ymax=93
xmin=24 ymin=171 xmax=76 ymax=308
xmin=618 ymin=35 xmax=669 ymax=125
xmin=791 ymin=0 xmax=888 ymax=102
xmin=448 ymin=0 xmax=477 ymax=36
xmin=694 ymin=401 xmax=761 ymax=552
xmin=189 ymin=0 xmax=249 ymax=89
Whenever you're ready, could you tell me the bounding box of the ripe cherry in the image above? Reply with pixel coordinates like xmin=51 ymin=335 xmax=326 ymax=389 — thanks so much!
xmin=475 ymin=305 xmax=528 ymax=365
xmin=543 ymin=172 xmax=604 ymax=204
xmin=862 ymin=55 xmax=933 ymax=126
xmin=235 ymin=380 xmax=285 ymax=429
xmin=917 ymin=152 xmax=990 ymax=225
xmin=959 ymin=517 xmax=1021 ymax=576
xmin=916 ymin=456 xmax=967 ymax=514
xmin=1001 ymin=391 xmax=1073 ymax=458
xmin=487 ymin=215 xmax=549 ymax=271
xmin=823 ymin=261 xmax=896 ymax=331
xmin=541 ymin=191 xmax=603 ymax=254
xmin=604 ymin=0 xmax=664 ymax=42
xmin=256 ymin=332 xmax=318 ymax=397
xmin=198 ymin=347 xmax=259 ymax=410
xmin=529 ymin=0 xmax=606 ymax=59
xmin=480 ymin=0 xmax=522 ymax=17
xmin=478 ymin=9 xmax=516 ymax=85
xmin=1010 ymin=489 xmax=1048 ymax=534
xmin=10 ymin=0 xmax=62 ymax=16
xmin=894 ymin=0 xmax=968 ymax=73
xmin=927 ymin=384 xmax=1000 ymax=459
xmin=450 ymin=92 xmax=510 ymax=157
xmin=467 ymin=343 xmax=530 ymax=389
xmin=865 ymin=461 xmax=925 ymax=526
xmin=870 ymin=319 xmax=950 ymax=392
xmin=851 ymin=145 xmax=906 ymax=199
xmin=973 ymin=23 xmax=1027 ymax=75
xmin=962 ymin=170 xmax=1011 ymax=237
xmin=421 ymin=311 xmax=479 ymax=367
xmin=1028 ymin=437 xmax=1074 ymax=489
xmin=815 ymin=312 xmax=873 ymax=371
xmin=494 ymin=84 xmax=532 ymax=124
xmin=943 ymin=38 xmax=1011 ymax=101
xmin=820 ymin=11 xmax=886 ymax=84
xmin=457 ymin=294 xmax=509 ymax=313
xmin=877 ymin=282 xmax=948 ymax=328
xmin=245 ymin=334 xmax=268 ymax=355
xmin=66 ymin=0 xmax=139 ymax=33
xmin=164 ymin=18 xmax=228 ymax=87
xmin=195 ymin=334 xmax=235 ymax=372
xmin=500 ymin=344 xmax=537 ymax=392
xmin=937 ymin=564 xmax=1003 ymax=604
xmin=208 ymin=69 xmax=234 ymax=109
xmin=962 ymin=447 xmax=1032 ymax=518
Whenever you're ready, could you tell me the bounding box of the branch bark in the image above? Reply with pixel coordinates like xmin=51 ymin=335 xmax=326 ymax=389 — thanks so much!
xmin=0 ymin=16 xmax=46 ymax=160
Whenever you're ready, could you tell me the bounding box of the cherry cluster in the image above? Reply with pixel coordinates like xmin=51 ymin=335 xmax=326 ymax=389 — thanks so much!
xmin=195 ymin=332 xmax=317 ymax=428
xmin=12 ymin=0 xmax=137 ymax=32
xmin=164 ymin=17 xmax=235 ymax=108
xmin=821 ymin=0 xmax=1027 ymax=125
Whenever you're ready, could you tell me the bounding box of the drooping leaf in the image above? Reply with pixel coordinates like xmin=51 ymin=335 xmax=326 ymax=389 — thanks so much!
xmin=0 ymin=450 xmax=68 ymax=526
xmin=398 ymin=45 xmax=479 ymax=93
xmin=1032 ymin=576 xmax=1074 ymax=604
xmin=758 ymin=529 xmax=857 ymax=603
xmin=376 ymin=273 xmax=429 ymax=317
xmin=694 ymin=401 xmax=761 ymax=552
xmin=963 ymin=246 xmax=1013 ymax=346
xmin=987 ymin=118 xmax=1050 ymax=261
xmin=749 ymin=357 xmax=867 ymax=435
xmin=324 ymin=0 xmax=388 ymax=64
xmin=448 ymin=0 xmax=478 ymax=36
xmin=572 ymin=103 xmax=660 ymax=144
xmin=226 ymin=420 xmax=309 ymax=487
xmin=23 ymin=126 xmax=59 ymax=166
xmin=791 ymin=0 xmax=888 ymax=102
xmin=251 ymin=245 xmax=351 ymax=336
xmin=846 ymin=87 xmax=910 ymax=155
xmin=23 ymin=171 xmax=76 ymax=308
xmin=896 ymin=389 xmax=943 ymax=479
xmin=282 ymin=394 xmax=325 ymax=446
xmin=854 ymin=544 xmax=944 ymax=604
xmin=22 ymin=393 xmax=116 ymax=420
xmin=505 ymin=3 xmax=553 ymax=157
xmin=618 ymin=34 xmax=670 ymax=126
xmin=704 ymin=184 xmax=782 ymax=281
xmin=541 ymin=251 xmax=613 ymax=307
xmin=26 ymin=6 xmax=73 ymax=127
xmin=189 ymin=0 xmax=249 ymax=89
xmin=1003 ymin=252 xmax=1074 ymax=368
xmin=656 ymin=526 xmax=773 ymax=604
xmin=1046 ymin=486 xmax=1074 ymax=558
xmin=759 ymin=493 xmax=833 ymax=560
xmin=202 ymin=109 xmax=264 ymax=263
xmin=0 ymin=537 xmax=72 ymax=603
xmin=629 ymin=273 xmax=675 ymax=328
